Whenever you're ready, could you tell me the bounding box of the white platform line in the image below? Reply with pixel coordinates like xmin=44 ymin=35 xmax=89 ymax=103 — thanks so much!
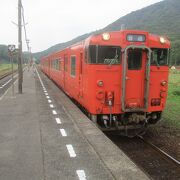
xmin=66 ymin=144 xmax=76 ymax=157
xmin=76 ymin=170 xmax=87 ymax=180
xmin=55 ymin=118 xmax=61 ymax=124
xmin=49 ymin=104 xmax=54 ymax=108
xmin=59 ymin=129 xmax=67 ymax=137
xmin=36 ymin=69 xmax=44 ymax=87
xmin=0 ymin=78 xmax=12 ymax=88
xmin=46 ymin=96 xmax=50 ymax=99
xmin=52 ymin=110 xmax=57 ymax=115
xmin=48 ymin=100 xmax=52 ymax=103
xmin=45 ymin=93 xmax=48 ymax=95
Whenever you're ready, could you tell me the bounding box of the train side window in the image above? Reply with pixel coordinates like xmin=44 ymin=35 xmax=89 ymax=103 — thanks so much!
xmin=50 ymin=59 xmax=60 ymax=70
xmin=127 ymin=49 xmax=142 ymax=70
xmin=56 ymin=59 xmax=59 ymax=70
xmin=89 ymin=45 xmax=121 ymax=64
xmin=151 ymin=49 xmax=168 ymax=66
xmin=98 ymin=46 xmax=121 ymax=64
xmin=59 ymin=60 xmax=61 ymax=70
xmin=70 ymin=56 xmax=76 ymax=77
xmin=89 ymin=45 xmax=96 ymax=63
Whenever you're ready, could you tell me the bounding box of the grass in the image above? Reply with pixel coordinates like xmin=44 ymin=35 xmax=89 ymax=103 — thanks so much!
xmin=162 ymin=70 xmax=180 ymax=128
xmin=0 ymin=63 xmax=17 ymax=78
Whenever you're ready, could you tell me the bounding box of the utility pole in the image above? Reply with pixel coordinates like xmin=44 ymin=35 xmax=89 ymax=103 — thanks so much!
xmin=18 ymin=0 xmax=23 ymax=94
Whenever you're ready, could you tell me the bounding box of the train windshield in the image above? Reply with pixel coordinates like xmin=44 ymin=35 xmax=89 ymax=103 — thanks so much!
xmin=151 ymin=49 xmax=169 ymax=66
xmin=89 ymin=45 xmax=121 ymax=64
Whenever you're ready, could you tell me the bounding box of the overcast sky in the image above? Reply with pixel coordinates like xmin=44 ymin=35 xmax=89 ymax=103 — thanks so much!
xmin=1 ymin=0 xmax=162 ymax=52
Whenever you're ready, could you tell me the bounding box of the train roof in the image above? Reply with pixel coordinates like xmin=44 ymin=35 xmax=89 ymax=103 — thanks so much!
xmin=87 ymin=30 xmax=170 ymax=47
xmin=42 ymin=30 xmax=170 ymax=60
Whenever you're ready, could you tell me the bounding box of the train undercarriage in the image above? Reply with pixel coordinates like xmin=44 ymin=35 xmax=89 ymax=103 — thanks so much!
xmin=72 ymin=96 xmax=162 ymax=137
xmin=90 ymin=111 xmax=162 ymax=137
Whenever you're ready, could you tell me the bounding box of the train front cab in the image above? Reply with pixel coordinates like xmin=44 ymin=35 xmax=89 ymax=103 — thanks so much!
xmin=85 ymin=31 xmax=170 ymax=131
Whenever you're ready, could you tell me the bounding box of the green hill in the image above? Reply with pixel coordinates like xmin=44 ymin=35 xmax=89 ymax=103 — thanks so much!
xmin=33 ymin=0 xmax=180 ymax=65
xmin=104 ymin=0 xmax=180 ymax=34
xmin=0 ymin=45 xmax=30 ymax=64
xmin=0 ymin=45 xmax=9 ymax=63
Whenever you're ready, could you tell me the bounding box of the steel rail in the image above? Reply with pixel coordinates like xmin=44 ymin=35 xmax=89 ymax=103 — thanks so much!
xmin=138 ymin=135 xmax=180 ymax=166
xmin=0 ymin=70 xmax=18 ymax=81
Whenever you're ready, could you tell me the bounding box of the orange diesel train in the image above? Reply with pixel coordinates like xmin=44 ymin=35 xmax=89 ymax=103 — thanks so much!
xmin=40 ymin=30 xmax=170 ymax=133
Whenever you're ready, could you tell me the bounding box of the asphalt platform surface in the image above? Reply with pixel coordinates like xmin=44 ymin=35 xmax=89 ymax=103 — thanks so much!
xmin=0 ymin=67 xmax=149 ymax=180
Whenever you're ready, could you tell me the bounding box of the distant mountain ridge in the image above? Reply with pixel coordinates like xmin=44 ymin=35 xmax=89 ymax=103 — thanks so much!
xmin=0 ymin=44 xmax=30 ymax=64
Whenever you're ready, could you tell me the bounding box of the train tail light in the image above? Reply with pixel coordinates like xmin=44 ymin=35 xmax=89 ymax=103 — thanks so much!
xmin=160 ymin=91 xmax=166 ymax=98
xmin=151 ymin=98 xmax=161 ymax=106
xmin=107 ymin=91 xmax=113 ymax=101
xmin=96 ymin=91 xmax=105 ymax=100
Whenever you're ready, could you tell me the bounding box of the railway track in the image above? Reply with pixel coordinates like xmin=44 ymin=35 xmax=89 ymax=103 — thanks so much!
xmin=0 ymin=69 xmax=19 ymax=80
xmin=0 ymin=71 xmax=18 ymax=98
xmin=0 ymin=67 xmax=27 ymax=97
xmin=106 ymin=133 xmax=180 ymax=179
xmin=0 ymin=71 xmax=13 ymax=80
xmin=138 ymin=135 xmax=180 ymax=167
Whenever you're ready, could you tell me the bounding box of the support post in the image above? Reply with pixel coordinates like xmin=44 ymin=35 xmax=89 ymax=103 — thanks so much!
xmin=10 ymin=56 xmax=14 ymax=97
xmin=18 ymin=0 xmax=23 ymax=94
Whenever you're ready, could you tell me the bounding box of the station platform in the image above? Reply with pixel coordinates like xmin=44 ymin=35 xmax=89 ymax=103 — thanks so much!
xmin=0 ymin=67 xmax=149 ymax=180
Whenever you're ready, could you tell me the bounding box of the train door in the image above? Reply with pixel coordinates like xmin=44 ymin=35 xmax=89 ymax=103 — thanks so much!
xmin=64 ymin=54 xmax=68 ymax=92
xmin=48 ymin=58 xmax=50 ymax=76
xmin=78 ymin=52 xmax=83 ymax=98
xmin=121 ymin=46 xmax=151 ymax=112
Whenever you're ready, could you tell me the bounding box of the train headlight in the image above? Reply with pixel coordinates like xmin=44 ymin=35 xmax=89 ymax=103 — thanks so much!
xmin=161 ymin=80 xmax=167 ymax=86
xmin=102 ymin=33 xmax=110 ymax=41
xmin=97 ymin=80 xmax=104 ymax=87
xmin=160 ymin=37 xmax=166 ymax=44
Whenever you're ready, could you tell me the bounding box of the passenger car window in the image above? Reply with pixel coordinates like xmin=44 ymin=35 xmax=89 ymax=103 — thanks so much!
xmin=51 ymin=59 xmax=60 ymax=70
xmin=70 ymin=56 xmax=76 ymax=77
